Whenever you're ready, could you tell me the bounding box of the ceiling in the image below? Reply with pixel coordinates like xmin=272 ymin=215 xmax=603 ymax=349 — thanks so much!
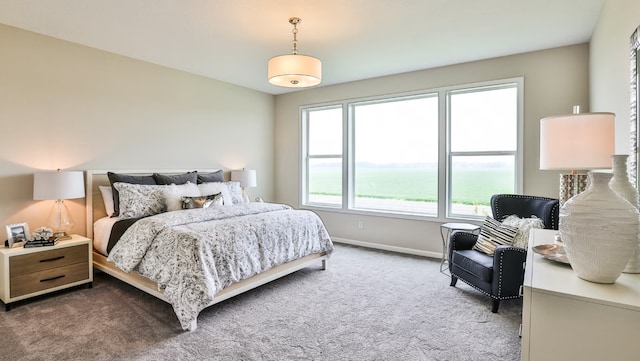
xmin=0 ymin=0 xmax=606 ymax=95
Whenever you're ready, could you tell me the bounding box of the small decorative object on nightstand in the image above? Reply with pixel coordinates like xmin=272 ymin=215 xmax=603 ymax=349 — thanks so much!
xmin=5 ymin=222 xmax=31 ymax=248
xmin=0 ymin=234 xmax=93 ymax=311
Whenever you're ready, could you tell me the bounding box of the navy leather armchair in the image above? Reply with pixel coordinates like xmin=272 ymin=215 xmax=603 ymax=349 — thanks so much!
xmin=448 ymin=194 xmax=559 ymax=312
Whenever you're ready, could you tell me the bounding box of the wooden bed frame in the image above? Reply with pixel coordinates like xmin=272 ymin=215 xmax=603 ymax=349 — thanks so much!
xmin=85 ymin=169 xmax=328 ymax=331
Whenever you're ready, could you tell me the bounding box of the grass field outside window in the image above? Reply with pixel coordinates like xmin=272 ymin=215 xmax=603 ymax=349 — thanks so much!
xmin=308 ymin=166 xmax=513 ymax=216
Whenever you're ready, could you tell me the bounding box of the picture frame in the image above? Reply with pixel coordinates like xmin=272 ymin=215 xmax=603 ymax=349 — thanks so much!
xmin=5 ymin=222 xmax=31 ymax=248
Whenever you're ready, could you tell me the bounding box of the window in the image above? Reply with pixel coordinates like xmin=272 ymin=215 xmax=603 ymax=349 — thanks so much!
xmin=447 ymin=83 xmax=521 ymax=217
xmin=301 ymin=78 xmax=522 ymax=220
xmin=352 ymin=95 xmax=438 ymax=215
xmin=303 ymin=106 xmax=343 ymax=207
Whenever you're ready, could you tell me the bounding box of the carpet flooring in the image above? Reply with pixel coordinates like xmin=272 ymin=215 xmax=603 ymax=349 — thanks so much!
xmin=0 ymin=244 xmax=522 ymax=361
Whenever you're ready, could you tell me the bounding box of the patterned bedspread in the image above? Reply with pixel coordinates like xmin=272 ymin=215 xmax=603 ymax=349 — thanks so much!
xmin=107 ymin=203 xmax=334 ymax=329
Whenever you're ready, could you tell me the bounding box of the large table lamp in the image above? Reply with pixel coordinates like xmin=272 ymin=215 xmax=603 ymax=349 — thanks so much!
xmin=33 ymin=169 xmax=85 ymax=239
xmin=539 ymin=110 xmax=615 ymax=206
xmin=231 ymin=169 xmax=257 ymax=203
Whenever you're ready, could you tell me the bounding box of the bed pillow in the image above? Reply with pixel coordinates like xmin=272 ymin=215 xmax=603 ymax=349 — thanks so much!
xmin=163 ymin=182 xmax=201 ymax=212
xmin=501 ymin=215 xmax=545 ymax=249
xmin=197 ymin=182 xmax=233 ymax=206
xmin=153 ymin=171 xmax=198 ymax=185
xmin=182 ymin=193 xmax=224 ymax=209
xmin=225 ymin=181 xmax=244 ymax=204
xmin=113 ymin=183 xmax=166 ymax=219
xmin=108 ymin=172 xmax=157 ymax=217
xmin=99 ymin=185 xmax=115 ymax=217
xmin=472 ymin=216 xmax=519 ymax=256
xmin=197 ymin=170 xmax=224 ymax=184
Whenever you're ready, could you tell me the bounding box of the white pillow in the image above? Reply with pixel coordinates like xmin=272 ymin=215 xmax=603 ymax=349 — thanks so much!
xmin=198 ymin=182 xmax=233 ymax=206
xmin=224 ymin=181 xmax=244 ymax=204
xmin=99 ymin=185 xmax=115 ymax=217
xmin=113 ymin=183 xmax=167 ymax=219
xmin=163 ymin=182 xmax=201 ymax=212
xmin=501 ymin=215 xmax=545 ymax=249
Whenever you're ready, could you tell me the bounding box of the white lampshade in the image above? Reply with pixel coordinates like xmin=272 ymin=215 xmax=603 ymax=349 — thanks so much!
xmin=540 ymin=112 xmax=615 ymax=170
xmin=34 ymin=170 xmax=85 ymax=200
xmin=268 ymin=54 xmax=322 ymax=88
xmin=33 ymin=170 xmax=85 ymax=238
xmin=231 ymin=169 xmax=257 ymax=188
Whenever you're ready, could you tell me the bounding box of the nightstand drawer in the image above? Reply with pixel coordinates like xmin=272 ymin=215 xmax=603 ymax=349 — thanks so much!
xmin=10 ymin=262 xmax=89 ymax=298
xmin=9 ymin=244 xmax=89 ymax=275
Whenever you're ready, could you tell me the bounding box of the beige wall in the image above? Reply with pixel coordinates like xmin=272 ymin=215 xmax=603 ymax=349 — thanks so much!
xmin=274 ymin=45 xmax=590 ymax=256
xmin=0 ymin=20 xmax=599 ymax=257
xmin=590 ymin=0 xmax=640 ymax=155
xmin=0 ymin=24 xmax=275 ymax=236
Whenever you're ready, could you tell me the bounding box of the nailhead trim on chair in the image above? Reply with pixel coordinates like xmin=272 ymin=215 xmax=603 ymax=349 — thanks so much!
xmin=450 ymin=232 xmax=497 ymax=300
xmin=450 ymin=252 xmax=526 ymax=303
xmin=492 ymin=194 xmax=559 ymax=230
xmin=450 ymin=232 xmax=526 ymax=303
xmin=496 ymin=246 xmax=527 ymax=299
xmin=451 ymin=195 xmax=558 ymax=311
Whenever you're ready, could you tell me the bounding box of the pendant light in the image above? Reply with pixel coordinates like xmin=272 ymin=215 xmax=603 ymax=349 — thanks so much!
xmin=268 ymin=17 xmax=322 ymax=88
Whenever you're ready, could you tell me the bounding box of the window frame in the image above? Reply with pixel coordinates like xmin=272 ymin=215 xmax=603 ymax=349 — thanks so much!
xmin=300 ymin=77 xmax=524 ymax=222
xmin=444 ymin=79 xmax=524 ymax=219
xmin=300 ymin=104 xmax=345 ymax=208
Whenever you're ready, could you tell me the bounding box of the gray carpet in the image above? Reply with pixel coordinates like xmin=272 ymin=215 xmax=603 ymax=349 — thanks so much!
xmin=0 ymin=244 xmax=522 ymax=361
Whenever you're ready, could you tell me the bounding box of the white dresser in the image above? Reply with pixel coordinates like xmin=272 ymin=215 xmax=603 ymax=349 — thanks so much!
xmin=521 ymin=229 xmax=640 ymax=361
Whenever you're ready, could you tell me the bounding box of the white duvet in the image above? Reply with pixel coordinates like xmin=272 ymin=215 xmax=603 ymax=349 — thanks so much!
xmin=107 ymin=203 xmax=334 ymax=329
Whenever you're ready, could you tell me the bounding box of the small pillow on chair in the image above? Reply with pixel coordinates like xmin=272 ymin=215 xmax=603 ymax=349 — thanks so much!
xmin=473 ymin=216 xmax=519 ymax=255
xmin=501 ymin=215 xmax=545 ymax=249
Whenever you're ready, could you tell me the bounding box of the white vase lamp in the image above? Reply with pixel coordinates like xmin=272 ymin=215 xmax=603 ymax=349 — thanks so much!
xmin=560 ymin=172 xmax=639 ymax=283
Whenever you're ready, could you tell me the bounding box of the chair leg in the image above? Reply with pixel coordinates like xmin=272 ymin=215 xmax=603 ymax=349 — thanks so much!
xmin=491 ymin=299 xmax=500 ymax=313
xmin=449 ymin=275 xmax=458 ymax=287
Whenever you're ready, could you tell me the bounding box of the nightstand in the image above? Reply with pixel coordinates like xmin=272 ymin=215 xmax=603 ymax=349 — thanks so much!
xmin=0 ymin=234 xmax=93 ymax=310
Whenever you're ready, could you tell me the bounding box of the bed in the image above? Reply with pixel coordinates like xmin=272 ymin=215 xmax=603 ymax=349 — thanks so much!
xmin=85 ymin=169 xmax=333 ymax=331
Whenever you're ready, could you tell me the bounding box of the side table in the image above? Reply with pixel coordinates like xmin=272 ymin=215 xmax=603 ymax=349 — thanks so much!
xmin=440 ymin=222 xmax=480 ymax=274
xmin=0 ymin=235 xmax=93 ymax=310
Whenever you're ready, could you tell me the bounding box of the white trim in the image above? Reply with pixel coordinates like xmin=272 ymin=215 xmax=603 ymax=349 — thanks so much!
xmin=332 ymin=236 xmax=441 ymax=259
xmin=445 ymin=77 xmax=524 ymax=219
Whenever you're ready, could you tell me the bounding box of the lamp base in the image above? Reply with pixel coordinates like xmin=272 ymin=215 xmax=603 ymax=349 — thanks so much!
xmin=48 ymin=199 xmax=74 ymax=240
xmin=53 ymin=232 xmax=72 ymax=241
xmin=559 ymin=173 xmax=588 ymax=207
xmin=241 ymin=189 xmax=251 ymax=203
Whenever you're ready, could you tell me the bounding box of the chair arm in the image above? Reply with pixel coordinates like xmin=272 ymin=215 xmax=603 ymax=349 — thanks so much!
xmin=450 ymin=231 xmax=478 ymax=250
xmin=449 ymin=231 xmax=477 ymax=264
xmin=491 ymin=245 xmax=527 ymax=298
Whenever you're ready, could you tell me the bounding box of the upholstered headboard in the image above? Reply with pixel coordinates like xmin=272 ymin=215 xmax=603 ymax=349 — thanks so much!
xmin=85 ymin=169 xmax=223 ymax=239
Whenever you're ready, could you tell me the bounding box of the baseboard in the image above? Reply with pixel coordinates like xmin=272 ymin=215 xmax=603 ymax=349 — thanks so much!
xmin=331 ymin=237 xmax=441 ymax=259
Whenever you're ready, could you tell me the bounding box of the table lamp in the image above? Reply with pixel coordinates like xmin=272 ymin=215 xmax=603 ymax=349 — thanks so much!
xmin=231 ymin=169 xmax=257 ymax=203
xmin=33 ymin=169 xmax=85 ymax=239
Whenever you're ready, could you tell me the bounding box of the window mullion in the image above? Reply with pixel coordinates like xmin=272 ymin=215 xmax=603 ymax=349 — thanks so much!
xmin=344 ymin=103 xmax=351 ymax=211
